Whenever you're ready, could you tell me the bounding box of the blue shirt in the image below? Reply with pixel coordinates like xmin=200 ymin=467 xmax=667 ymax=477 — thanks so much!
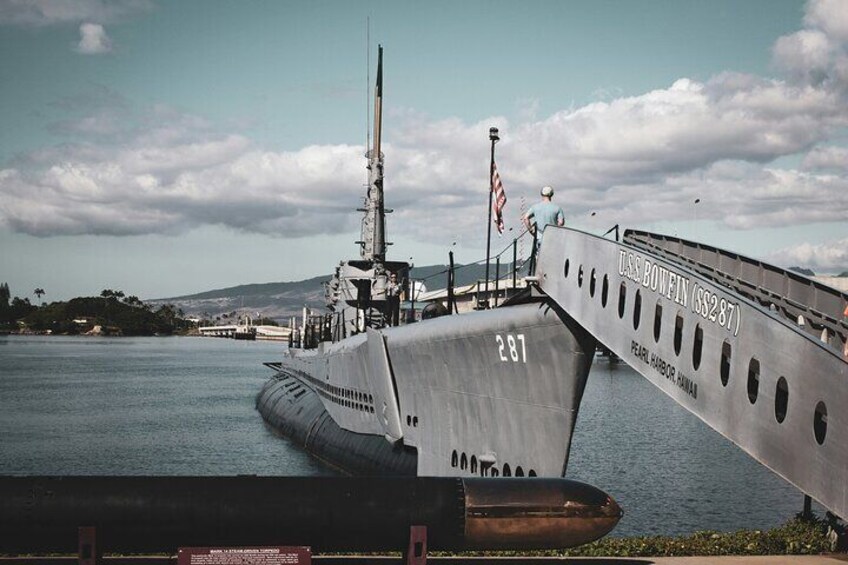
xmin=527 ymin=201 xmax=564 ymax=233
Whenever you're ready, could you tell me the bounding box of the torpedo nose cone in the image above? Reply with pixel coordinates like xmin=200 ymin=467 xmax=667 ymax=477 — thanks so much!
xmin=462 ymin=478 xmax=623 ymax=549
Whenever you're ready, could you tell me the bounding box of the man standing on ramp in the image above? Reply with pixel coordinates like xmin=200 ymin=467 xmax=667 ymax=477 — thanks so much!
xmin=523 ymin=185 xmax=565 ymax=241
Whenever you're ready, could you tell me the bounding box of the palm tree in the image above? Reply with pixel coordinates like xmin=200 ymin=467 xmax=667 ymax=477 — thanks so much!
xmin=33 ymin=288 xmax=45 ymax=305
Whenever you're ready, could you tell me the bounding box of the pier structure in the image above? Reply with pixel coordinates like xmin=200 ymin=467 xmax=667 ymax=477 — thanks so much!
xmin=417 ymin=277 xmax=529 ymax=314
xmin=198 ymin=324 xmax=290 ymax=340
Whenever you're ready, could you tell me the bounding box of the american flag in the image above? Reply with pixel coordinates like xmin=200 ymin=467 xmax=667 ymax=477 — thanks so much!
xmin=491 ymin=161 xmax=506 ymax=234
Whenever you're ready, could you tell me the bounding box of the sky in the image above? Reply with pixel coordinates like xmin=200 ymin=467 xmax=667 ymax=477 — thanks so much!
xmin=1 ymin=0 xmax=847 ymax=301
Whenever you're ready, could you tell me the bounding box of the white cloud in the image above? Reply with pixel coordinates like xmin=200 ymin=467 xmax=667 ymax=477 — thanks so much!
xmin=772 ymin=0 xmax=848 ymax=92
xmin=767 ymin=237 xmax=848 ymax=272
xmin=3 ymin=97 xmax=846 ymax=246
xmin=1 ymin=0 xmax=847 ymax=250
xmin=0 ymin=0 xmax=152 ymax=27
xmin=75 ymin=22 xmax=111 ymax=54
xmin=598 ymin=162 xmax=848 ymax=231
xmin=502 ymin=74 xmax=843 ymax=192
xmin=591 ymin=86 xmax=625 ymax=102
xmin=48 ymin=110 xmax=124 ymax=136
xmin=0 ymin=0 xmax=151 ymax=54
xmin=802 ymin=145 xmax=848 ymax=170
xmin=772 ymin=29 xmax=833 ymax=84
xmin=0 ymin=108 xmax=368 ymax=237
xmin=805 ymin=0 xmax=848 ymax=43
xmin=515 ymin=97 xmax=541 ymax=122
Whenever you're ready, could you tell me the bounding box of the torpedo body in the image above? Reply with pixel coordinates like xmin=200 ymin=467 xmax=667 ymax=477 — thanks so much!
xmin=0 ymin=476 xmax=621 ymax=552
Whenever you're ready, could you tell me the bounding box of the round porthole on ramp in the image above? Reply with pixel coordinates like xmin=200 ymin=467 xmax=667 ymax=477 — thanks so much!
xmin=720 ymin=340 xmax=731 ymax=387
xmin=674 ymin=313 xmax=684 ymax=356
xmin=618 ymin=283 xmax=627 ymax=319
xmin=653 ymin=301 xmax=663 ymax=342
xmin=775 ymin=377 xmax=788 ymax=424
xmin=589 ymin=269 xmax=597 ymax=297
xmin=814 ymin=401 xmax=827 ymax=445
xmin=747 ymin=358 xmax=760 ymax=404
xmin=632 ymin=290 xmax=642 ymax=330
xmin=692 ymin=324 xmax=703 ymax=371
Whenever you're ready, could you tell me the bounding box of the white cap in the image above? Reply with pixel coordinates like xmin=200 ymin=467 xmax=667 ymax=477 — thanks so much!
xmin=541 ymin=185 xmax=554 ymax=197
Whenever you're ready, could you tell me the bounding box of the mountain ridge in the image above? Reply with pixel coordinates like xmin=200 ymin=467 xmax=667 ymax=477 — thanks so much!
xmin=149 ymin=262 xmax=526 ymax=322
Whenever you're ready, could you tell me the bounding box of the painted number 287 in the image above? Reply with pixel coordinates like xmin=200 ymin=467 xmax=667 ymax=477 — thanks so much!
xmin=496 ymin=333 xmax=527 ymax=363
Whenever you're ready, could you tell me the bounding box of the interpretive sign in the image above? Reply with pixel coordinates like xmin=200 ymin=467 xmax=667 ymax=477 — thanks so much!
xmin=178 ymin=547 xmax=311 ymax=565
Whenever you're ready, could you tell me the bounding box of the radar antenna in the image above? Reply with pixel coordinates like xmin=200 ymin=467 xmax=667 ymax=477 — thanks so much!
xmin=359 ymin=45 xmax=386 ymax=264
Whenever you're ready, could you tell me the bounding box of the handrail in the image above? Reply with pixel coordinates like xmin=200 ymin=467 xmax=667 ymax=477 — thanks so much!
xmin=415 ymin=229 xmax=534 ymax=285
xmin=624 ymin=229 xmax=848 ymax=353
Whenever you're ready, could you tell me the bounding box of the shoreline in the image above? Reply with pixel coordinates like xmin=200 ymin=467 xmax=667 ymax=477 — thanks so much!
xmin=0 ymin=329 xmax=199 ymax=338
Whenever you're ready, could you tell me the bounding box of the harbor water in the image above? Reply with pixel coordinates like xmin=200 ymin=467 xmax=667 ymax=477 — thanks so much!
xmin=0 ymin=335 xmax=811 ymax=537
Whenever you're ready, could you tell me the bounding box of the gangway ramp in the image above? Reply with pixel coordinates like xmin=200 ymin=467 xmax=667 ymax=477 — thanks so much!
xmin=535 ymin=227 xmax=848 ymax=519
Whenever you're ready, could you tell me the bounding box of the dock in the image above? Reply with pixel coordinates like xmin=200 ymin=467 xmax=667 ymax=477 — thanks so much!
xmin=197 ymin=324 xmax=290 ymax=340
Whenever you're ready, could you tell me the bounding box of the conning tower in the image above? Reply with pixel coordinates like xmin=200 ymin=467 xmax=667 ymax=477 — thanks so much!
xmin=323 ymin=45 xmax=409 ymax=338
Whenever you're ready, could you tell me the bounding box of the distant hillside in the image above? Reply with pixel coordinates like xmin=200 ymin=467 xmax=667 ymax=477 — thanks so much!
xmin=168 ymin=276 xmax=328 ymax=301
xmin=787 ymin=267 xmax=848 ymax=278
xmin=412 ymin=262 xmax=525 ymax=288
xmin=789 ymin=266 xmax=816 ymax=276
xmin=152 ymin=262 xmax=528 ymax=323
xmin=149 ymin=276 xmax=328 ymax=323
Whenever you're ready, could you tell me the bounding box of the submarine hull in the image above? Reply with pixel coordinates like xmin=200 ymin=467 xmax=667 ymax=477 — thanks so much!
xmin=257 ymin=301 xmax=597 ymax=478
xmin=257 ymin=374 xmax=417 ymax=475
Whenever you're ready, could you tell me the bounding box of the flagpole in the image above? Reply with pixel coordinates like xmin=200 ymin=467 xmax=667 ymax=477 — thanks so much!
xmin=483 ymin=126 xmax=499 ymax=310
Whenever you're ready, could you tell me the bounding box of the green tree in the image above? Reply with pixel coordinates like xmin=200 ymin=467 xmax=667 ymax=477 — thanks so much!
xmin=101 ymin=289 xmax=125 ymax=300
xmin=0 ymin=283 xmax=10 ymax=307
xmin=14 ymin=291 xmax=191 ymax=336
xmin=0 ymin=283 xmax=11 ymax=328
xmin=9 ymin=296 xmax=36 ymax=323
xmin=156 ymin=304 xmax=177 ymax=331
xmin=33 ymin=288 xmax=45 ymax=304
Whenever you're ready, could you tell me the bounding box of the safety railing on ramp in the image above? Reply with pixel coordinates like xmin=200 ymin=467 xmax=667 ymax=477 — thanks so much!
xmin=624 ymin=229 xmax=848 ymax=355
xmin=535 ymin=227 xmax=847 ymax=519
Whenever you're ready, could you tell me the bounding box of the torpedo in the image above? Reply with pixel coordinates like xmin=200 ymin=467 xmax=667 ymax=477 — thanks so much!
xmin=0 ymin=476 xmax=622 ymax=552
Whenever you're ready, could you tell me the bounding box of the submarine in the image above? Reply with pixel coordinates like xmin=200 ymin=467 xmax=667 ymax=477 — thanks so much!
xmin=256 ymin=46 xmax=599 ymax=483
